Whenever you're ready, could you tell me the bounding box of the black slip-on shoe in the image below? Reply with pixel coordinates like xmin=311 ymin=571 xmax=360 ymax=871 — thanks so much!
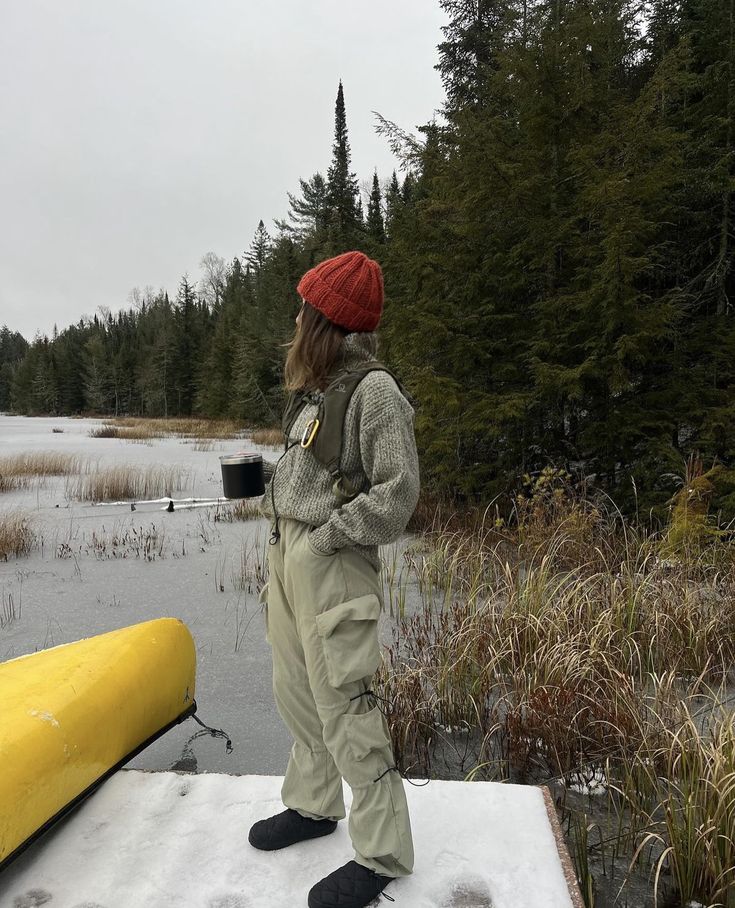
xmin=307 ymin=860 xmax=395 ymax=907
xmin=248 ymin=808 xmax=338 ymax=851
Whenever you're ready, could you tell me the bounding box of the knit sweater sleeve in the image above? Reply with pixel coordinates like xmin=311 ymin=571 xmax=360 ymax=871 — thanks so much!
xmin=308 ymin=372 xmax=420 ymax=554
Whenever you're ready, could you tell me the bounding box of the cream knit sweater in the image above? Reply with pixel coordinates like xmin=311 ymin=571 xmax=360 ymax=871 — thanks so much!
xmin=257 ymin=332 xmax=420 ymax=573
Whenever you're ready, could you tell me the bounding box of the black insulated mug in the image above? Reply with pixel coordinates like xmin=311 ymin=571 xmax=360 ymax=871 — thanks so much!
xmin=220 ymin=453 xmax=265 ymax=499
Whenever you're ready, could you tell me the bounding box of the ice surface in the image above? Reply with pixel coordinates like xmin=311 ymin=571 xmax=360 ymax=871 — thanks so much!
xmin=0 ymin=771 xmax=575 ymax=908
xmin=0 ymin=415 xmax=422 ymax=776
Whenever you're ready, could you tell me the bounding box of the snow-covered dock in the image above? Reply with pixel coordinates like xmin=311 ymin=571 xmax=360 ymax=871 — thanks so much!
xmin=0 ymin=771 xmax=582 ymax=908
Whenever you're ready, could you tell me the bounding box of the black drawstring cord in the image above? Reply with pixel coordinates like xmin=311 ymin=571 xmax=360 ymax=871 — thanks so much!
xmin=190 ymin=713 xmax=233 ymax=754
xmin=350 ymin=690 xmax=431 ymax=788
xmin=373 ymin=765 xmax=430 ymax=788
xmin=350 ymin=688 xmax=394 ymax=714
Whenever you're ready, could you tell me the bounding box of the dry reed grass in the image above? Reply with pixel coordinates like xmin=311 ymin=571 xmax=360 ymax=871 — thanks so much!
xmin=65 ymin=464 xmax=192 ymax=502
xmin=214 ymin=499 xmax=263 ymax=522
xmin=617 ymin=694 xmax=735 ymax=906
xmin=91 ymin=417 xmax=245 ymax=441
xmin=1 ymin=589 xmax=21 ymax=628
xmin=376 ymin=474 xmax=735 ymax=906
xmin=0 ymin=512 xmax=36 ymax=560
xmin=0 ymin=474 xmax=22 ymax=493
xmin=56 ymin=523 xmax=169 ymax=561
xmin=0 ymin=452 xmax=81 ymax=479
xmin=89 ymin=425 xmax=121 ymax=438
xmin=248 ymin=427 xmax=283 ymax=447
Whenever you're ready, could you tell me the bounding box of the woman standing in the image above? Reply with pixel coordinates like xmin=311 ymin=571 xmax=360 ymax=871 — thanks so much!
xmin=251 ymin=250 xmax=420 ymax=908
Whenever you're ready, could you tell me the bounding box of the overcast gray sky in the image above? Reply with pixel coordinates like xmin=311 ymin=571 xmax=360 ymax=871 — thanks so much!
xmin=0 ymin=1 xmax=446 ymax=340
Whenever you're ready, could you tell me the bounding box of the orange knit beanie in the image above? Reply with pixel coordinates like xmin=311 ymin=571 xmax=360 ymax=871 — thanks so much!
xmin=296 ymin=250 xmax=384 ymax=332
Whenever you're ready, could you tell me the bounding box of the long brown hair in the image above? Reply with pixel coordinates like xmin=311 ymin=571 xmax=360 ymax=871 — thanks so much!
xmin=282 ymin=299 xmax=350 ymax=392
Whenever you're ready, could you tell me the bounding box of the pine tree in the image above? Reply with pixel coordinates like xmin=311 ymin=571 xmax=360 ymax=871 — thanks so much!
xmin=668 ymin=0 xmax=735 ymax=472
xmin=383 ymin=0 xmax=696 ymax=509
xmin=171 ymin=276 xmax=209 ymax=416
xmin=11 ymin=337 xmax=44 ymax=413
xmin=436 ymin=0 xmax=515 ymax=112
xmin=401 ymin=172 xmax=417 ymax=206
xmin=138 ymin=292 xmax=175 ymax=417
xmin=646 ymin=0 xmax=683 ymax=64
xmin=195 ymin=257 xmax=251 ymax=417
xmin=366 ymin=170 xmax=386 ymax=245
xmin=326 ymin=81 xmax=362 ymax=252
xmin=83 ymin=333 xmax=110 ymax=413
xmin=284 ymin=173 xmax=330 ymax=241
xmin=680 ymin=0 xmax=734 ymax=317
xmin=0 ymin=327 xmax=29 ymax=411
xmin=246 ymin=220 xmax=272 ymax=275
xmin=384 ymin=171 xmax=403 ymax=239
xmin=246 ymin=219 xmax=273 ymax=302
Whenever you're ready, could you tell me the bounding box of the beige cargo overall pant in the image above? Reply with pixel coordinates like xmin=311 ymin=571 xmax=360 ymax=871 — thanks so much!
xmin=259 ymin=516 xmax=414 ymax=878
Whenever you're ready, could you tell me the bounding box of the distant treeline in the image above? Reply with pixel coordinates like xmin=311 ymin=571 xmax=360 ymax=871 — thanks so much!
xmin=2 ymin=0 xmax=733 ymax=520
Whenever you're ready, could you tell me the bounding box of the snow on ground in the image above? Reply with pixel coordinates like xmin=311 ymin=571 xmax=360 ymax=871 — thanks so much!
xmin=0 ymin=771 xmax=575 ymax=908
xmin=565 ymin=767 xmax=607 ymax=797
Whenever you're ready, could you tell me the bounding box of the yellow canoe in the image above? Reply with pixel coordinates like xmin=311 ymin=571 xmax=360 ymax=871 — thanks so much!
xmin=0 ymin=618 xmax=196 ymax=870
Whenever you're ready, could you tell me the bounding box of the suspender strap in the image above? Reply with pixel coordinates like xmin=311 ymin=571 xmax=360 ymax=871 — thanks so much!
xmin=281 ymin=361 xmax=416 ymax=492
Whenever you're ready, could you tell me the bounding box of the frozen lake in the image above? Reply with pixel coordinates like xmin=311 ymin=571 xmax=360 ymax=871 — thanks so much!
xmin=0 ymin=415 xmax=419 ymax=777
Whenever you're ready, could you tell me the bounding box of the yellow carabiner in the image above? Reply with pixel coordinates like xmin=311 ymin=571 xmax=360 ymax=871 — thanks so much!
xmin=300 ymin=417 xmax=320 ymax=448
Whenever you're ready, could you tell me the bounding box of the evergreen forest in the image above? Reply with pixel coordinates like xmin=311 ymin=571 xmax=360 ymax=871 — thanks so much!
xmin=1 ymin=0 xmax=733 ymax=521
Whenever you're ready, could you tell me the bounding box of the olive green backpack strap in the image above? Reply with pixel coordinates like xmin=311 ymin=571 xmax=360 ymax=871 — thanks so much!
xmin=311 ymin=360 xmax=417 ymax=502
xmin=281 ymin=389 xmax=309 ymax=451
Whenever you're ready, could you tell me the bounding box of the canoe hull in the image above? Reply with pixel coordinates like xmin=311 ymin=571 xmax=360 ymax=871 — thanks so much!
xmin=0 ymin=618 xmax=196 ymax=869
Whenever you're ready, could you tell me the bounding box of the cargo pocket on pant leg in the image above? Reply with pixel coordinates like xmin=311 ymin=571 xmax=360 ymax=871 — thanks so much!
xmin=258 ymin=581 xmax=270 ymax=644
xmin=314 ymin=594 xmax=382 ymax=688
xmin=341 ymin=704 xmax=396 ymax=787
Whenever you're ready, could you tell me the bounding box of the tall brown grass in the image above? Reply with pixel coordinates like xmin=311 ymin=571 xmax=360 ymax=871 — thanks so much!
xmin=0 ymin=452 xmax=81 ymax=482
xmin=0 ymin=474 xmax=22 ymax=493
xmin=65 ymin=464 xmax=192 ymax=502
xmin=90 ymin=417 xmax=246 ymax=441
xmin=249 ymin=427 xmax=283 ymax=447
xmin=214 ymin=499 xmax=263 ymax=522
xmin=376 ymin=472 xmax=735 ymax=906
xmin=619 ymin=696 xmax=735 ymax=907
xmin=0 ymin=512 xmax=36 ymax=560
xmin=89 ymin=419 xmax=284 ymax=447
